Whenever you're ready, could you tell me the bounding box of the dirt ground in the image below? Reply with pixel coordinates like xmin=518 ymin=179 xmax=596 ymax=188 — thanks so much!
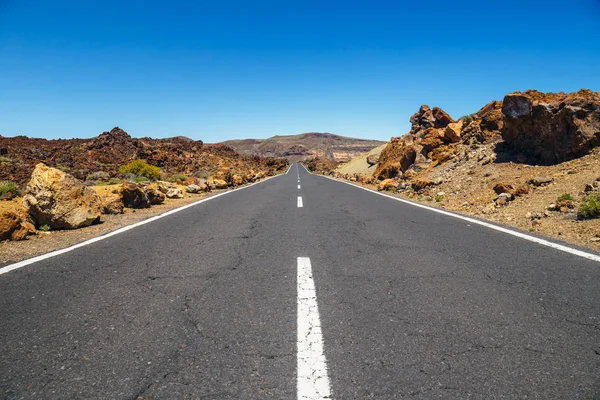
xmin=336 ymin=144 xmax=600 ymax=252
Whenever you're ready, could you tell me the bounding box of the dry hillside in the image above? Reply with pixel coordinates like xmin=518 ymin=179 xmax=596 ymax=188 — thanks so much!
xmin=0 ymin=127 xmax=288 ymax=186
xmin=221 ymin=132 xmax=384 ymax=163
xmin=324 ymin=89 xmax=600 ymax=250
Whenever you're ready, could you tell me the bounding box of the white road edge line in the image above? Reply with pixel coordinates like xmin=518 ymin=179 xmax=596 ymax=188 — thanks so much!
xmin=0 ymin=175 xmax=283 ymax=276
xmin=297 ymin=196 xmax=303 ymax=208
xmin=297 ymin=257 xmax=332 ymax=400
xmin=306 ymin=167 xmax=600 ymax=263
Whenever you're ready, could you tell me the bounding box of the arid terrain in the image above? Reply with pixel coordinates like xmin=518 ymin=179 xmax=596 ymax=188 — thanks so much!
xmin=0 ymin=128 xmax=289 ymax=259
xmin=220 ymin=132 xmax=384 ymax=162
xmin=0 ymin=127 xmax=288 ymax=186
xmin=307 ymin=89 xmax=600 ymax=251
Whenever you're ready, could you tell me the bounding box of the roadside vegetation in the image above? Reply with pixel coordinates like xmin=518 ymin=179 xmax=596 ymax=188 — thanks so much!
xmin=119 ymin=160 xmax=161 ymax=180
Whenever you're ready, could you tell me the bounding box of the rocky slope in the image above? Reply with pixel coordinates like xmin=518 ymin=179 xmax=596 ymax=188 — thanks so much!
xmin=0 ymin=127 xmax=288 ymax=186
xmin=325 ymin=89 xmax=600 ymax=250
xmin=221 ymin=132 xmax=385 ymax=163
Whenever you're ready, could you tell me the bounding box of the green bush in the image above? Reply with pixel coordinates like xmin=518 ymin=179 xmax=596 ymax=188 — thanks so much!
xmin=108 ymin=178 xmax=121 ymax=185
xmin=577 ymin=193 xmax=600 ymax=219
xmin=435 ymin=195 xmax=444 ymax=202
xmin=119 ymin=160 xmax=161 ymax=180
xmin=39 ymin=224 xmax=51 ymax=232
xmin=0 ymin=156 xmax=11 ymax=165
xmin=557 ymin=193 xmax=574 ymax=202
xmin=169 ymin=173 xmax=188 ymax=182
xmin=0 ymin=181 xmax=18 ymax=196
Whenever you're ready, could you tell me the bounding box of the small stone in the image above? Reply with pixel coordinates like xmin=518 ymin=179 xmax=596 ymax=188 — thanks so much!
xmin=530 ymin=176 xmax=553 ymax=186
xmin=584 ymin=183 xmax=595 ymax=192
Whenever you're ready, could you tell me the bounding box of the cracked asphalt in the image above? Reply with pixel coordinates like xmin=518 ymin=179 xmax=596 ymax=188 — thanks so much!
xmin=1 ymin=163 xmax=600 ymax=399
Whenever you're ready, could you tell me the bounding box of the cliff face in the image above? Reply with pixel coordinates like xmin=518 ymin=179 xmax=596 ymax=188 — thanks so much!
xmin=221 ymin=132 xmax=385 ymax=163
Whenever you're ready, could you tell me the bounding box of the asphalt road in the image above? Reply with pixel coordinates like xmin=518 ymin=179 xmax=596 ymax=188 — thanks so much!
xmin=1 ymin=163 xmax=599 ymax=399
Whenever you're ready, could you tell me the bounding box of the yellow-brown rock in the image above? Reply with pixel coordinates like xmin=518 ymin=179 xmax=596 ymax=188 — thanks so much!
xmin=23 ymin=164 xmax=101 ymax=229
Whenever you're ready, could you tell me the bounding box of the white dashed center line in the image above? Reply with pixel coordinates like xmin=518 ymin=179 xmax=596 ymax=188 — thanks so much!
xmin=297 ymin=196 xmax=303 ymax=208
xmin=297 ymin=257 xmax=332 ymax=400
xmin=298 ymin=184 xmax=301 ymax=189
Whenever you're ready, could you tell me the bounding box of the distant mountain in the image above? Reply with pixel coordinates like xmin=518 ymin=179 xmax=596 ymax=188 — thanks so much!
xmin=220 ymin=132 xmax=385 ymax=162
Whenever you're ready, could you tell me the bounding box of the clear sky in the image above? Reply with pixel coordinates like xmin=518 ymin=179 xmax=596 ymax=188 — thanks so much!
xmin=1 ymin=0 xmax=599 ymax=142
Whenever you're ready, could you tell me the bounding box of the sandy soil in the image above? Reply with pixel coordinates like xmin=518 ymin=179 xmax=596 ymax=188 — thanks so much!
xmin=335 ymin=144 xmax=385 ymax=177
xmin=335 ymin=143 xmax=600 ymax=252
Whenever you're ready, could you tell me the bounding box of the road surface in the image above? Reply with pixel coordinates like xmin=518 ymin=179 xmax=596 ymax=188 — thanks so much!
xmin=1 ymin=164 xmax=599 ymax=399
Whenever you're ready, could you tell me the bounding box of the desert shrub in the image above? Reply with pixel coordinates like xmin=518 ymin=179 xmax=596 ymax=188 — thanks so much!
xmin=119 ymin=160 xmax=161 ymax=180
xmin=194 ymin=170 xmax=211 ymax=180
xmin=169 ymin=173 xmax=188 ymax=182
xmin=557 ymin=193 xmax=574 ymax=202
xmin=388 ymin=187 xmax=398 ymax=193
xmin=435 ymin=194 xmax=444 ymax=202
xmin=86 ymin=171 xmax=109 ymax=181
xmin=39 ymin=224 xmax=51 ymax=232
xmin=0 ymin=156 xmax=11 ymax=165
xmin=577 ymin=193 xmax=600 ymax=219
xmin=108 ymin=178 xmax=121 ymax=185
xmin=0 ymin=181 xmax=18 ymax=196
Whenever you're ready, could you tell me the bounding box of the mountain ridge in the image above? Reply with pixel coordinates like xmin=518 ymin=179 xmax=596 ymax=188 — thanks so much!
xmin=220 ymin=132 xmax=385 ymax=162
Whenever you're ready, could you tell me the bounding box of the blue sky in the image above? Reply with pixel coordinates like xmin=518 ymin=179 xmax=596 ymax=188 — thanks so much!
xmin=0 ymin=0 xmax=599 ymax=142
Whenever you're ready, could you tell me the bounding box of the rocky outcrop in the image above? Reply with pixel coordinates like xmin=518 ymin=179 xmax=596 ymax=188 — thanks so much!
xmin=0 ymin=210 xmax=36 ymax=241
xmin=23 ymin=164 xmax=102 ymax=229
xmin=501 ymin=89 xmax=600 ymax=164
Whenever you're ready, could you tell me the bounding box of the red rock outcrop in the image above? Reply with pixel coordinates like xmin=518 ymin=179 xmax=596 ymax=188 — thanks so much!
xmin=501 ymin=89 xmax=600 ymax=164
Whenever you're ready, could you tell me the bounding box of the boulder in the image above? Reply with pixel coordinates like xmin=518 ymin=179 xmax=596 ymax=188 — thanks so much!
xmin=412 ymin=178 xmax=433 ymax=191
xmin=377 ymin=179 xmax=398 ymax=191
xmin=156 ymin=181 xmax=175 ymax=194
xmin=431 ymin=107 xmax=454 ymax=128
xmin=145 ymin=187 xmax=165 ymax=205
xmin=366 ymin=154 xmax=379 ymax=166
xmin=501 ymin=89 xmax=600 ymax=164
xmin=0 ymin=210 xmax=35 ymax=241
xmin=23 ymin=163 xmax=102 ymax=229
xmin=120 ymin=182 xmax=150 ymax=208
xmin=186 ymin=184 xmax=203 ymax=194
xmin=99 ymin=195 xmax=124 ymax=214
xmin=212 ymin=179 xmax=228 ymax=189
xmin=166 ymin=188 xmax=184 ymax=199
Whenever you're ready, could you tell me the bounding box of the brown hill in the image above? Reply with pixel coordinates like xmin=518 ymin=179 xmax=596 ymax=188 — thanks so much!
xmin=0 ymin=127 xmax=288 ymax=186
xmin=220 ymin=132 xmax=385 ymax=163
